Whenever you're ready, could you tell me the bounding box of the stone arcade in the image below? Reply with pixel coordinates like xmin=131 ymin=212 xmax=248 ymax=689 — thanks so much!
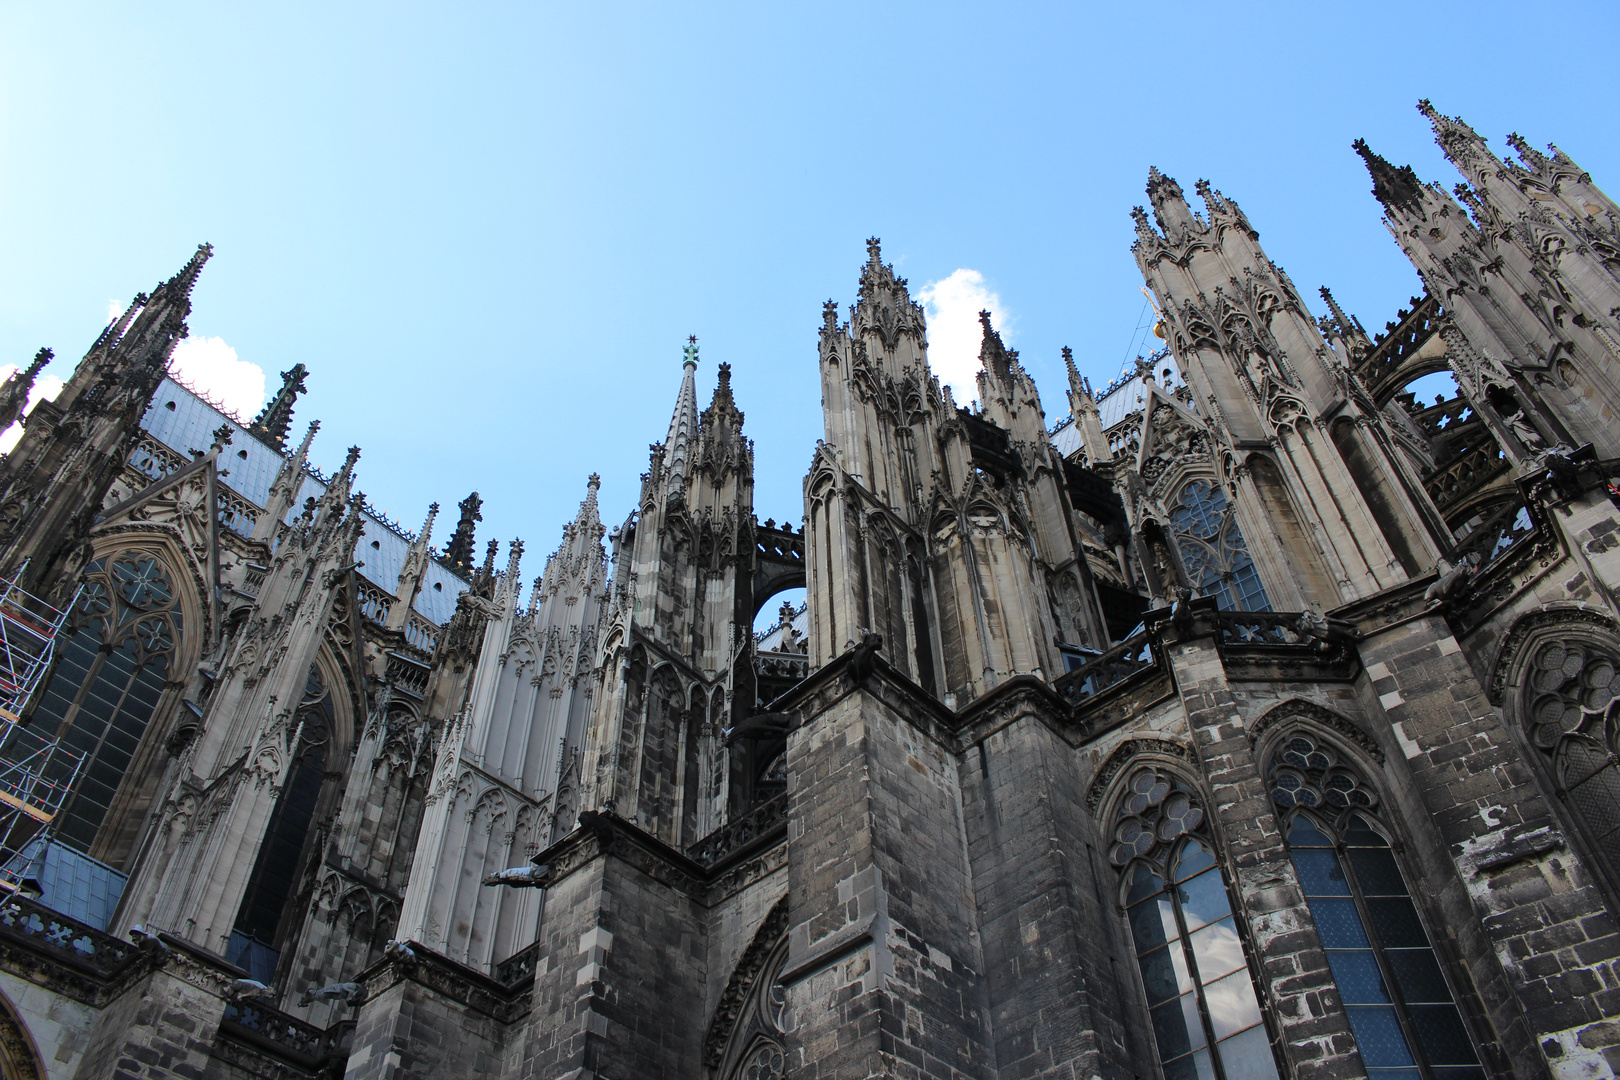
xmin=0 ymin=101 xmax=1615 ymax=1080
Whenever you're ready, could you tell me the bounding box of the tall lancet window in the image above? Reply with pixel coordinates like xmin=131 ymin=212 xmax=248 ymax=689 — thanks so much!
xmin=1270 ymin=734 xmax=1484 ymax=1080
xmin=27 ymin=554 xmax=182 ymax=854
xmin=228 ymin=664 xmax=335 ymax=982
xmin=1169 ymin=479 xmax=1268 ymax=612
xmin=1111 ymin=766 xmax=1280 ymax=1080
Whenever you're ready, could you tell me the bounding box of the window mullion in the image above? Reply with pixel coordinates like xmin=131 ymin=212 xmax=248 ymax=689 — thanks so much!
xmin=1171 ymin=881 xmax=1227 ymax=1080
xmin=1338 ymin=835 xmax=1436 ymax=1080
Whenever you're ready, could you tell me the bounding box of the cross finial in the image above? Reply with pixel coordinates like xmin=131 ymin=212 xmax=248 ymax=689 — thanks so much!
xmin=688 ymin=335 xmax=697 ymax=345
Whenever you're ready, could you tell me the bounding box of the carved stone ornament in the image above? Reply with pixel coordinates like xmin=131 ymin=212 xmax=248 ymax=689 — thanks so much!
xmin=1248 ymin=699 xmax=1386 ymax=764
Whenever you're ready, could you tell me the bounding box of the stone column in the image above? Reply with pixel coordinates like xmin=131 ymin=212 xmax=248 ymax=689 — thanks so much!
xmin=779 ymin=661 xmax=994 ymax=1079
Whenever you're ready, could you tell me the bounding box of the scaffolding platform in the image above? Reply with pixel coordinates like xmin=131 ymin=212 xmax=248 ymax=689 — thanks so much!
xmin=0 ymin=575 xmax=81 ymax=893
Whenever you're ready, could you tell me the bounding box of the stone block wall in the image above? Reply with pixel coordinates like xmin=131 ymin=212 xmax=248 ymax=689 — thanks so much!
xmin=782 ymin=676 xmax=994 ymax=1080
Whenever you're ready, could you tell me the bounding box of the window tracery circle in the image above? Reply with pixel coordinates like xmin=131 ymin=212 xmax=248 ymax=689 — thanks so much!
xmin=1109 ymin=766 xmax=1206 ymax=868
xmin=1268 ymin=735 xmax=1378 ymax=817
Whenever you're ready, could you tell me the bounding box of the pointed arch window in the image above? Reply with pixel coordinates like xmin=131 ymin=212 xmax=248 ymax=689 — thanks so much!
xmin=1111 ymin=766 xmax=1280 ymax=1080
xmin=1169 ymin=480 xmax=1268 ymax=612
xmin=1270 ymin=734 xmax=1484 ymax=1080
xmin=25 ymin=554 xmax=182 ymax=854
xmin=1518 ymin=637 xmax=1620 ymax=890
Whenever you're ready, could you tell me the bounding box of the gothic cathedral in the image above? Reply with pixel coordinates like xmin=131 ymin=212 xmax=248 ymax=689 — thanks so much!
xmin=0 ymin=102 xmax=1612 ymax=1080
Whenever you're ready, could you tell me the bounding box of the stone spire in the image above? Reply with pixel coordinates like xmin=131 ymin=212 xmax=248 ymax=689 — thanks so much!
xmin=1353 ymin=139 xmax=1427 ymax=216
xmin=250 ymin=363 xmax=308 ymax=447
xmin=443 ymin=491 xmax=483 ymax=572
xmin=0 ymin=348 xmax=51 ymax=434
xmin=664 ymin=338 xmax=701 ymax=498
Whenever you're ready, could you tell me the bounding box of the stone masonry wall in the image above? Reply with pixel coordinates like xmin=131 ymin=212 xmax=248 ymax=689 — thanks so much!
xmin=782 ymin=676 xmax=994 ymax=1080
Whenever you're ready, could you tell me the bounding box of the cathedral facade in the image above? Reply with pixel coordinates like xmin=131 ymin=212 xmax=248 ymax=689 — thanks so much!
xmin=0 ymin=101 xmax=1612 ymax=1080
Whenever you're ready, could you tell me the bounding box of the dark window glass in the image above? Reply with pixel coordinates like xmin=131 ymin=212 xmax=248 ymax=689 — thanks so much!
xmin=229 ymin=665 xmax=334 ymax=981
xmin=1170 ymin=480 xmax=1270 ymax=613
xmin=17 ymin=556 xmax=182 ymax=853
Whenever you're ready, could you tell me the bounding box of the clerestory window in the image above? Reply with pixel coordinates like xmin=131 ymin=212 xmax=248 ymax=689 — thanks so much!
xmin=1169 ymin=479 xmax=1268 ymax=612
xmin=26 ymin=554 xmax=182 ymax=853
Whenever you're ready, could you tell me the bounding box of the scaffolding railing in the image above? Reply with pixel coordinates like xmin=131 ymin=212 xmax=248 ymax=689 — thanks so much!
xmin=0 ymin=576 xmax=74 ymax=723
xmin=0 ymin=574 xmax=81 ymax=894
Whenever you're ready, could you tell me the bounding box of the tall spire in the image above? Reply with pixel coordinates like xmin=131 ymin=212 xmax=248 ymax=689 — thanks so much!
xmin=443 ymin=491 xmax=483 ymax=572
xmin=0 ymin=348 xmax=51 ymax=433
xmin=1353 ymin=139 xmax=1427 ymax=216
xmin=664 ymin=338 xmax=701 ymax=497
xmin=250 ymin=363 xmax=308 ymax=447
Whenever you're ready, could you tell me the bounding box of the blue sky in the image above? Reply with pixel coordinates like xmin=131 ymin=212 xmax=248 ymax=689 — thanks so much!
xmin=2 ymin=2 xmax=1616 ymax=581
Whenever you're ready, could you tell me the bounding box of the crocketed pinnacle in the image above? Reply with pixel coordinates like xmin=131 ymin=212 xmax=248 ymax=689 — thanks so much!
xmin=1353 ymin=138 xmax=1426 ymax=215
xmin=251 ymin=363 xmax=309 ymax=447
xmin=443 ymin=492 xmax=484 ymax=572
xmin=664 ymin=339 xmax=701 ymax=497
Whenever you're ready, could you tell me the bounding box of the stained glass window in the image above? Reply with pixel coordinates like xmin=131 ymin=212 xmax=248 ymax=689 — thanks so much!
xmin=22 ymin=554 xmax=182 ymax=854
xmin=1169 ymin=480 xmax=1269 ymax=613
xmin=1112 ymin=766 xmax=1280 ymax=1080
xmin=1272 ymin=735 xmax=1484 ymax=1080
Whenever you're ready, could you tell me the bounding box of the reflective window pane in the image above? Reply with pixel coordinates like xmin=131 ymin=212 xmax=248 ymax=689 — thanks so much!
xmin=1161 ymin=1048 xmax=1218 ymax=1080
xmin=1178 ymin=868 xmax=1232 ymax=930
xmin=1407 ymin=1005 xmax=1480 ymax=1065
xmin=1215 ymin=1023 xmax=1280 ymax=1080
xmin=1287 ymin=817 xmax=1333 ymax=847
xmin=1129 ymin=896 xmax=1178 ymax=952
xmin=1173 ymin=839 xmax=1217 ymax=882
xmin=1150 ymin=992 xmax=1207 ymax=1060
xmin=1346 ymin=1006 xmax=1417 ymax=1068
xmin=1138 ymin=943 xmax=1193 ymax=1006
xmin=1202 ymin=969 xmax=1263 ymax=1041
xmin=1127 ymin=864 xmax=1164 ymax=906
xmin=1347 ymin=847 xmax=1406 ymax=896
xmin=1386 ymin=949 xmax=1452 ymax=1004
xmin=1304 ymin=896 xmax=1370 ymax=948
xmin=1188 ymin=917 xmax=1246 ymax=984
xmin=1365 ymin=897 xmax=1429 ymax=949
xmin=1292 ymin=848 xmax=1350 ymax=896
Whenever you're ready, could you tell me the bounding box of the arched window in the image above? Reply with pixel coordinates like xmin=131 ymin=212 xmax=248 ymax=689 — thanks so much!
xmin=227 ymin=664 xmax=335 ymax=982
xmin=1270 ymin=734 xmax=1484 ymax=1080
xmin=1110 ymin=766 xmax=1280 ymax=1080
xmin=1518 ymin=637 xmax=1620 ymax=890
xmin=1169 ymin=480 xmax=1268 ymax=612
xmin=27 ymin=554 xmax=182 ymax=853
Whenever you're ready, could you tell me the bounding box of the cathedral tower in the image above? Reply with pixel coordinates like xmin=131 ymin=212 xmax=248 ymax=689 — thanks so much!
xmin=1132 ymin=173 xmax=1446 ymax=610
xmin=582 ymin=342 xmax=754 ymax=846
xmin=805 ymin=240 xmax=1108 ymax=707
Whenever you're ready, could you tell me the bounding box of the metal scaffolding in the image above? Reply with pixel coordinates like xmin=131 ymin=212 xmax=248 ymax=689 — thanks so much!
xmin=0 ymin=575 xmax=80 ymax=893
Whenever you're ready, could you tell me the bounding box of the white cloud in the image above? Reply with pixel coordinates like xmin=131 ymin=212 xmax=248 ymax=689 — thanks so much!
xmin=0 ymin=369 xmax=66 ymax=454
xmin=916 ymin=268 xmax=1012 ymax=404
xmin=106 ymin=298 xmax=125 ymax=323
xmin=168 ymin=335 xmax=266 ymax=421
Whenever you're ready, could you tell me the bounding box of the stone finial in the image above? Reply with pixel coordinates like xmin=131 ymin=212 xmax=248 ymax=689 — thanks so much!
xmin=443 ymin=492 xmax=484 ymax=571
